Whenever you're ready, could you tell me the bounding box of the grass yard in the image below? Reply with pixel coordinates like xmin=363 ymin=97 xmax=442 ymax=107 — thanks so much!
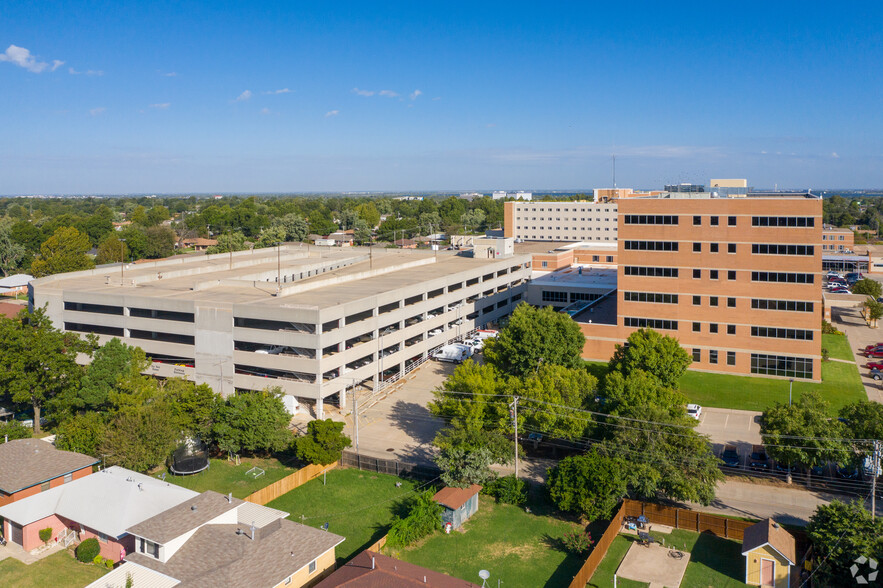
xmin=822 ymin=333 xmax=855 ymax=362
xmin=587 ymin=358 xmax=865 ymax=413
xmin=397 ymin=495 xmax=591 ymax=588
xmin=158 ymin=456 xmax=294 ymax=498
xmin=0 ymin=549 xmax=108 ymax=588
xmin=588 ymin=530 xmax=748 ymax=588
xmin=267 ymin=468 xmax=421 ymax=564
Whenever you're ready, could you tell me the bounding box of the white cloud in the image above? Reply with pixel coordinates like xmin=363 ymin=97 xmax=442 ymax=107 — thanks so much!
xmin=89 ymin=107 xmax=106 ymax=116
xmin=325 ymin=110 xmax=339 ymax=117
xmin=149 ymin=103 xmax=170 ymax=109
xmin=432 ymin=96 xmax=442 ymax=101
xmin=260 ymin=107 xmax=271 ymax=115
xmin=378 ymin=90 xmax=399 ymax=98
xmin=163 ymin=72 xmax=178 ymax=77
xmin=235 ymin=90 xmax=252 ymax=102
xmin=0 ymin=44 xmax=61 ymax=73
xmin=410 ymin=89 xmax=422 ymax=100
xmin=263 ymin=88 xmax=291 ymax=95
xmin=69 ymin=67 xmax=104 ymax=76
xmin=831 ymin=152 xmax=840 ymax=158
xmin=352 ymin=88 xmax=375 ymax=97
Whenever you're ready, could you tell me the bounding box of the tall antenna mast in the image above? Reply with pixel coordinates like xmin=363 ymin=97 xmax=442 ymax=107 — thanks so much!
xmin=612 ymin=154 xmax=616 ymax=189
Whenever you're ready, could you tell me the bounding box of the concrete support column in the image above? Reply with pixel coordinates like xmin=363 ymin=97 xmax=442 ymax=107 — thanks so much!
xmin=316 ymin=394 xmax=324 ymax=420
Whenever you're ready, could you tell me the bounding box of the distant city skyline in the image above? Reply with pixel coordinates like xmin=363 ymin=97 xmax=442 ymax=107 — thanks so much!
xmin=2 ymin=1 xmax=882 ymax=194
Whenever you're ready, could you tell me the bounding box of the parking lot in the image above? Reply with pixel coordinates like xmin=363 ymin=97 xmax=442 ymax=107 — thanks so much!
xmin=832 ymin=305 xmax=883 ymax=403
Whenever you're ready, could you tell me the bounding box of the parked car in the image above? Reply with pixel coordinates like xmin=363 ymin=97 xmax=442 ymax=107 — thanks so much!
xmin=865 ymin=343 xmax=883 ymax=353
xmin=870 ymin=368 xmax=883 ymax=381
xmin=686 ymin=404 xmax=702 ymax=420
xmin=836 ymin=464 xmax=860 ymax=480
xmin=749 ymin=445 xmax=769 ymax=471
xmin=846 ymin=272 xmax=864 ymax=284
xmin=828 ymin=286 xmax=851 ymax=294
xmin=826 ymin=271 xmax=843 ymax=279
xmin=868 ymin=348 xmax=883 ymax=358
xmin=721 ymin=444 xmax=740 ymax=468
xmin=866 ymin=362 xmax=883 ymax=371
xmin=462 ymin=338 xmax=484 ymax=352
xmin=828 ymin=278 xmax=847 ymax=286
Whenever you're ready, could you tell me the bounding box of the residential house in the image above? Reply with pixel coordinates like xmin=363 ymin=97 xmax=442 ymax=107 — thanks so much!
xmin=0 ymin=466 xmax=197 ymax=560
xmin=0 ymin=438 xmax=97 ymax=507
xmin=742 ymin=518 xmax=796 ymax=588
xmin=327 ymin=232 xmax=355 ymax=247
xmin=433 ymin=485 xmax=481 ymax=530
xmin=0 ymin=273 xmax=33 ymax=296
xmin=394 ymin=238 xmax=417 ymax=249
xmin=180 ymin=237 xmax=219 ymax=251
xmin=0 ymin=300 xmax=25 ymax=318
xmin=92 ymin=490 xmax=345 ymax=588
xmin=316 ymin=549 xmax=479 ymax=587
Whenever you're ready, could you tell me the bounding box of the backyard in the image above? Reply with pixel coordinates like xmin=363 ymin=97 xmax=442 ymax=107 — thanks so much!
xmin=266 ymin=468 xmax=422 ymax=563
xmin=396 ymin=494 xmax=597 ymax=588
xmin=588 ymin=529 xmax=748 ymax=588
xmin=158 ymin=456 xmax=294 ymax=498
xmin=0 ymin=550 xmax=108 ymax=588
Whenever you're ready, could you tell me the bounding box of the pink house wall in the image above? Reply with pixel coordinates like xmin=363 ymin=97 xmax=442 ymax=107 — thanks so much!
xmin=75 ymin=523 xmax=134 ymax=562
xmin=13 ymin=514 xmax=67 ymax=551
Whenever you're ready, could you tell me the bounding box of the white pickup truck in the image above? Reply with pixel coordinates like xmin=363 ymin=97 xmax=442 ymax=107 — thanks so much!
xmin=432 ymin=343 xmax=474 ymax=363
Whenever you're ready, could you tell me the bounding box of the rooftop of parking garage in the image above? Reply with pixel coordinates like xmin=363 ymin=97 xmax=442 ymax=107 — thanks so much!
xmin=33 ymin=246 xmax=529 ymax=310
xmin=531 ymin=266 xmax=617 ymax=290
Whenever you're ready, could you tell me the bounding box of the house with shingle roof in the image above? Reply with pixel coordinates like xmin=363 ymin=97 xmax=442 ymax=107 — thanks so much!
xmin=741 ymin=518 xmax=797 ymax=588
xmin=0 ymin=465 xmax=196 ymax=560
xmin=0 ymin=438 xmax=98 ymax=507
xmin=91 ymin=490 xmax=344 ymax=588
xmin=315 ymin=549 xmax=480 ymax=587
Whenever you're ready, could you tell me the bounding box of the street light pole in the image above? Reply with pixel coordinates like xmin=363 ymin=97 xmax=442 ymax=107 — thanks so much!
xmin=119 ymin=238 xmax=127 ymax=286
xmin=789 ymin=378 xmax=794 ymax=406
xmin=276 ymin=242 xmax=282 ymax=294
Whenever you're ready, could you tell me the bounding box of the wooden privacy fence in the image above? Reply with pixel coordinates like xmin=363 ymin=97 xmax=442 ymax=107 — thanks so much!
xmin=623 ymin=499 xmax=754 ymax=541
xmin=366 ymin=534 xmax=388 ymax=553
xmin=567 ymin=502 xmax=627 ymax=588
xmin=243 ymin=461 xmax=338 ymax=505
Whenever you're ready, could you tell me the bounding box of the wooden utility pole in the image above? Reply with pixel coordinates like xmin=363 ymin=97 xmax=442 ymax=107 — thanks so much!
xmin=510 ymin=396 xmax=519 ymax=479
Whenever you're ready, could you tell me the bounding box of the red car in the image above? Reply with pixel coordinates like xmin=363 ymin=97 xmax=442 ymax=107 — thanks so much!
xmin=868 ymin=362 xmax=883 ymax=371
xmin=865 ymin=344 xmax=883 ymax=353
xmin=868 ymin=348 xmax=883 ymax=358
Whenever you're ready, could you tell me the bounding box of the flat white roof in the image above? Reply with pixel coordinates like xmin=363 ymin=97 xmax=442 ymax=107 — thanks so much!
xmin=532 ymin=267 xmax=617 ymax=289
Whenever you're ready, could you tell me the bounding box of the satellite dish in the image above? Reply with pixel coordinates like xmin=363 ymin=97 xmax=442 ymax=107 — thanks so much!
xmin=479 ymin=570 xmax=490 ymax=580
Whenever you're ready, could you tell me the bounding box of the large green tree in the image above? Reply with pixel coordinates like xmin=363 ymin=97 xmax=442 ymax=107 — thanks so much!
xmin=293 ymin=418 xmax=351 ymax=465
xmin=143 ymin=226 xmax=177 ymax=258
xmin=807 ymin=500 xmax=883 ymax=586
xmin=608 ymin=328 xmax=692 ymax=389
xmin=839 ymin=400 xmax=883 ymax=456
xmin=519 ymin=365 xmax=597 ymax=440
xmin=546 ymin=450 xmax=627 ymax=521
xmin=484 ymin=304 xmax=585 ymax=377
xmin=30 ymin=226 xmax=95 ymax=277
xmin=68 ymin=338 xmax=148 ymax=411
xmin=55 ymin=412 xmax=107 ymax=456
xmin=434 ymin=445 xmax=497 ymax=488
xmin=0 ymin=218 xmax=27 ymax=276
xmin=99 ymin=402 xmax=179 ymax=471
xmin=213 ymin=389 xmax=292 ymax=455
xmin=95 ymin=233 xmax=129 ymax=265
xmin=852 ymin=278 xmax=882 ymax=299
xmin=0 ymin=308 xmax=91 ymax=432
xmin=760 ymin=391 xmax=849 ymax=471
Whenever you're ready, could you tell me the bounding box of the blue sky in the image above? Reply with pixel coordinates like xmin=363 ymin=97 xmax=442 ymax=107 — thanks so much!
xmin=2 ymin=1 xmax=882 ymax=194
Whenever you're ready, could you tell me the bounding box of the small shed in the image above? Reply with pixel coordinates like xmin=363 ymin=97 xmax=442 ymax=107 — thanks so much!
xmin=433 ymin=484 xmax=482 ymax=530
xmin=741 ymin=518 xmax=796 ymax=588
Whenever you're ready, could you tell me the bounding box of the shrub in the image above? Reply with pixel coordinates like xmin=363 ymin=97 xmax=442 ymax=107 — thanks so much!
xmin=76 ymin=538 xmax=100 ymax=563
xmin=483 ymin=475 xmax=527 ymax=505
xmin=104 ymin=558 xmax=115 ymax=569
xmin=386 ymin=490 xmax=443 ymax=549
xmin=38 ymin=527 xmax=53 ymax=544
xmin=822 ymin=320 xmax=843 ymax=336
xmin=822 ymin=347 xmax=830 ymax=362
xmin=93 ymin=555 xmax=104 ymax=566
xmin=561 ymin=529 xmax=594 ymax=555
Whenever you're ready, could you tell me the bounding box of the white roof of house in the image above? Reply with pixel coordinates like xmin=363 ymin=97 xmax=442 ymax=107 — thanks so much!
xmin=0 ymin=274 xmax=33 ymax=288
xmin=0 ymin=466 xmax=197 ymax=538
xmin=85 ymin=561 xmax=180 ymax=588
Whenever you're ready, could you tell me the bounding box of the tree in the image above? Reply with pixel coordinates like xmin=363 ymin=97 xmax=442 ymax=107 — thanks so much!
xmin=546 ymin=450 xmax=627 ymax=521
xmin=853 ymin=278 xmax=882 ymax=299
xmin=0 ymin=420 xmax=32 ymax=440
xmin=293 ymin=419 xmax=351 ymax=465
xmin=206 ymin=231 xmax=247 ymax=255
xmin=863 ymin=297 xmax=883 ymax=327
xmin=11 ymin=220 xmax=43 ymax=253
xmin=70 ymin=338 xmax=148 ymax=411
xmin=55 ymin=412 xmax=107 ymax=456
xmin=99 ymin=402 xmax=179 ymax=471
xmin=352 ymin=218 xmax=372 ymax=245
xmin=0 ymin=218 xmax=26 ymax=276
xmin=0 ymin=308 xmax=90 ymax=433
xmin=608 ymin=328 xmax=692 ymax=389
xmin=484 ymin=304 xmax=585 ymax=377
xmin=839 ymin=400 xmax=883 ymax=455
xmin=601 ymin=369 xmax=688 ymax=421
xmin=434 ymin=445 xmax=497 ymax=488
xmin=460 ymin=209 xmax=486 ymax=233
xmin=143 ymin=226 xmax=177 ymax=258
xmin=165 ymin=379 xmax=221 ymax=442
xmin=95 ymin=233 xmax=129 ymax=265
xmin=355 ymin=203 xmax=381 ymax=228
xmin=519 ymin=365 xmax=597 ymax=440
xmin=118 ymin=226 xmax=149 ymax=260
xmin=272 ymin=213 xmax=309 ymax=242
xmin=213 ymin=389 xmax=292 ymax=455
xmin=432 ymin=420 xmax=513 ymax=466
xmin=146 ymin=205 xmax=171 ymax=227
xmin=129 ymin=206 xmax=148 ymax=225
xmin=760 ymin=391 xmax=849 ymax=472
xmin=30 ymin=226 xmax=95 ymax=277
xmin=807 ymin=500 xmax=883 ymax=586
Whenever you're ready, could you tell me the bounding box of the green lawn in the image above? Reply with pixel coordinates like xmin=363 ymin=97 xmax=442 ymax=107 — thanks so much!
xmin=822 ymin=333 xmax=856 ymax=362
xmin=588 ymin=358 xmax=866 ymax=413
xmin=267 ymin=468 xmax=420 ymax=564
xmin=157 ymin=456 xmax=295 ymax=498
xmin=0 ymin=550 xmax=108 ymax=588
xmin=588 ymin=530 xmax=748 ymax=588
xmin=397 ymin=495 xmax=590 ymax=588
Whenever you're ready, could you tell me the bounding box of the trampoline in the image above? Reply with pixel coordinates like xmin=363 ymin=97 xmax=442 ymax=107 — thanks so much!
xmin=169 ymin=437 xmax=210 ymax=475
